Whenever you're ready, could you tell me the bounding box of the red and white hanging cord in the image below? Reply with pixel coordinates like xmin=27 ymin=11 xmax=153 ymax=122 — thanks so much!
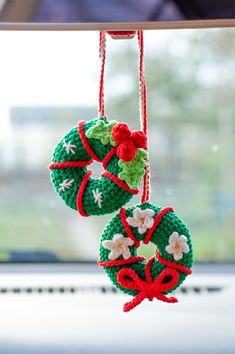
xmin=137 ymin=30 xmax=150 ymax=203
xmin=99 ymin=31 xmax=106 ymax=118
xmin=98 ymin=30 xmax=151 ymax=203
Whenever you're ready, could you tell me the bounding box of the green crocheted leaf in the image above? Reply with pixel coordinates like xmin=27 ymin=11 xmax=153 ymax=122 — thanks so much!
xmin=85 ymin=119 xmax=117 ymax=145
xmin=118 ymin=149 xmax=147 ymax=189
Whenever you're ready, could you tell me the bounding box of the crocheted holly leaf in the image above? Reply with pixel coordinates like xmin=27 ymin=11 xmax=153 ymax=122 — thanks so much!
xmin=118 ymin=148 xmax=147 ymax=189
xmin=85 ymin=119 xmax=117 ymax=145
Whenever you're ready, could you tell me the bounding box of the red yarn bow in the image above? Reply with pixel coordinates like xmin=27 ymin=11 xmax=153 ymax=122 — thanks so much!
xmin=117 ymin=258 xmax=179 ymax=312
xmin=112 ymin=123 xmax=147 ymax=162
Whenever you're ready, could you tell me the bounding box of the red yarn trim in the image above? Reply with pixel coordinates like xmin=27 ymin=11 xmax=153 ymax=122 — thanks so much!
xmin=156 ymin=251 xmax=192 ymax=275
xmin=101 ymin=171 xmax=139 ymax=195
xmin=48 ymin=160 xmax=92 ymax=169
xmin=145 ymin=254 xmax=154 ymax=283
xmin=99 ymin=31 xmax=106 ymax=117
xmin=102 ymin=146 xmax=117 ymax=169
xmin=120 ymin=208 xmax=140 ymax=248
xmin=76 ymin=169 xmax=92 ymax=217
xmin=107 ymin=31 xmax=136 ymax=39
xmin=101 ymin=171 xmax=139 ymax=194
xmin=97 ymin=256 xmax=145 ymax=268
xmin=143 ymin=207 xmax=174 ymax=245
xmin=77 ymin=121 xmax=102 ymax=162
xmin=117 ymin=256 xmax=179 ymax=312
xmin=99 ymin=251 xmax=191 ymax=275
xmin=137 ymin=30 xmax=150 ymax=203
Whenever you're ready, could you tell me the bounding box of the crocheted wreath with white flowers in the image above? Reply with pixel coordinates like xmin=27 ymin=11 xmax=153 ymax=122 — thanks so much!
xmin=49 ymin=117 xmax=147 ymax=216
xmin=98 ymin=202 xmax=193 ymax=311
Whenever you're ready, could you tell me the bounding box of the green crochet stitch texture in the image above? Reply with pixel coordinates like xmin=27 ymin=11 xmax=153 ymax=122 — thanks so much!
xmin=118 ymin=149 xmax=147 ymax=189
xmin=99 ymin=202 xmax=193 ymax=297
xmin=50 ymin=117 xmax=141 ymax=216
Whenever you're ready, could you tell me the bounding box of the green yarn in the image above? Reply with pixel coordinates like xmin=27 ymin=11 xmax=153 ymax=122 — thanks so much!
xmin=50 ymin=117 xmax=139 ymax=216
xmin=118 ymin=149 xmax=147 ymax=189
xmin=85 ymin=118 xmax=117 ymax=146
xmin=99 ymin=202 xmax=193 ymax=296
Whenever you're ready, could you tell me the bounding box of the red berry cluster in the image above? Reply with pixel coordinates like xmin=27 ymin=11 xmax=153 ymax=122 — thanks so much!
xmin=111 ymin=123 xmax=147 ymax=162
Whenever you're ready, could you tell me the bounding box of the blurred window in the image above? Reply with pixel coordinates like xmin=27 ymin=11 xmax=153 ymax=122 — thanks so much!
xmin=0 ymin=29 xmax=235 ymax=262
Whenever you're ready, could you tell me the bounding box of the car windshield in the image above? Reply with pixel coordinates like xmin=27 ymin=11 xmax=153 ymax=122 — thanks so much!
xmin=0 ymin=29 xmax=235 ymax=263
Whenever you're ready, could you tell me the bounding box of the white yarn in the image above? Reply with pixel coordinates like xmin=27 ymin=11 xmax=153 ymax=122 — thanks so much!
xmin=62 ymin=140 xmax=77 ymax=154
xmin=58 ymin=179 xmax=74 ymax=192
xmin=92 ymin=188 xmax=103 ymax=208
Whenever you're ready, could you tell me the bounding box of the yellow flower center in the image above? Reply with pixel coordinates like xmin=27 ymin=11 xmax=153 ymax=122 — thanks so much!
xmin=117 ymin=242 xmax=123 ymax=249
xmin=174 ymin=242 xmax=181 ymax=251
xmin=140 ymin=216 xmax=145 ymax=224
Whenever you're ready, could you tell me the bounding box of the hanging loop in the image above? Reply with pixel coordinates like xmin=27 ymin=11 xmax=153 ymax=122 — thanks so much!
xmin=99 ymin=31 xmax=106 ymax=118
xmin=98 ymin=30 xmax=151 ymax=202
xmin=137 ymin=30 xmax=150 ymax=203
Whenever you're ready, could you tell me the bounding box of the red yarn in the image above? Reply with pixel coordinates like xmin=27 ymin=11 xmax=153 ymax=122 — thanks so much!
xmin=112 ymin=123 xmax=147 ymax=162
xmin=97 ymin=255 xmax=145 ymax=268
xmin=48 ymin=160 xmax=92 ymax=169
xmin=117 ymin=256 xmax=179 ymax=312
xmin=102 ymin=146 xmax=117 ymax=169
xmin=107 ymin=31 xmax=136 ymax=39
xmin=131 ymin=130 xmax=146 ymax=149
xmin=120 ymin=208 xmax=140 ymax=248
xmin=98 ymin=30 xmax=150 ymax=199
xmin=144 ymin=207 xmax=174 ymax=244
xmin=116 ymin=139 xmax=136 ymax=162
xmin=101 ymin=171 xmax=139 ymax=194
xmin=137 ymin=30 xmax=150 ymax=203
xmin=141 ymin=167 xmax=150 ymax=203
xmin=112 ymin=123 xmax=131 ymax=144
xmin=78 ymin=121 xmax=102 ymax=162
xmin=76 ymin=169 xmax=92 ymax=217
xmin=99 ymin=31 xmax=106 ymax=117
xmin=156 ymin=251 xmax=192 ymax=275
xmin=145 ymin=254 xmax=153 ymax=283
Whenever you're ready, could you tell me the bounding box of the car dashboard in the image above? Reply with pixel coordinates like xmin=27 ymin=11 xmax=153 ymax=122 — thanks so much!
xmin=0 ymin=263 xmax=234 ymax=354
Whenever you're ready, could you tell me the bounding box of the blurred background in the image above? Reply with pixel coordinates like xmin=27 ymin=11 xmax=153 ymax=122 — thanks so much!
xmin=0 ymin=28 xmax=235 ymax=263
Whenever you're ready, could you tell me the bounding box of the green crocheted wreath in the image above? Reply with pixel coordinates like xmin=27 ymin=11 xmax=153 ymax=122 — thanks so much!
xmin=98 ymin=202 xmax=193 ymax=311
xmin=49 ymin=117 xmax=147 ymax=216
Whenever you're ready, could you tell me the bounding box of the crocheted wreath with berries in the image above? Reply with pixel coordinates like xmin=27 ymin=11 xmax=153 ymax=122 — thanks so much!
xmin=98 ymin=202 xmax=193 ymax=311
xmin=49 ymin=117 xmax=147 ymax=216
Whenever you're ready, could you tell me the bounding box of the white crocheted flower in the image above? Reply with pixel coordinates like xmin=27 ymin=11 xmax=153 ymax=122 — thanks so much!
xmin=102 ymin=234 xmax=134 ymax=260
xmin=165 ymin=232 xmax=189 ymax=261
xmin=126 ymin=207 xmax=155 ymax=234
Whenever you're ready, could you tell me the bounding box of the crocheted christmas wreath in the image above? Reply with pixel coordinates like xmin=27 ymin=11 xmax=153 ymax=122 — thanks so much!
xmin=98 ymin=202 xmax=193 ymax=311
xmin=49 ymin=117 xmax=147 ymax=216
